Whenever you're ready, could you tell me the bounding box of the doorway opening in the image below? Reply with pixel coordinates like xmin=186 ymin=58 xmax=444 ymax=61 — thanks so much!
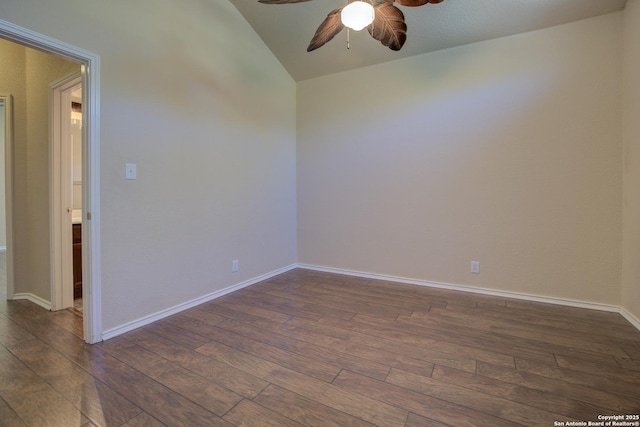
xmin=51 ymin=73 xmax=83 ymax=314
xmin=0 ymin=96 xmax=10 ymax=304
xmin=0 ymin=18 xmax=102 ymax=343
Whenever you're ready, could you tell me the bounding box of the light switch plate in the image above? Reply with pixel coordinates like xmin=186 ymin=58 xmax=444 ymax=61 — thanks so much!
xmin=471 ymin=261 xmax=480 ymax=274
xmin=125 ymin=163 xmax=137 ymax=180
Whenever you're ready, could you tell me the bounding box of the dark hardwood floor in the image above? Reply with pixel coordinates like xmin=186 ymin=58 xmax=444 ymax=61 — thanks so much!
xmin=1 ymin=268 xmax=639 ymax=426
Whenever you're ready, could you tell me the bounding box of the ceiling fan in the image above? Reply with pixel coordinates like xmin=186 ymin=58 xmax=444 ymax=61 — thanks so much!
xmin=258 ymin=0 xmax=446 ymax=52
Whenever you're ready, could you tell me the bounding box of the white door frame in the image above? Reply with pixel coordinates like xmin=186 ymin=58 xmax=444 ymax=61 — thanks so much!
xmin=0 ymin=18 xmax=102 ymax=344
xmin=50 ymin=73 xmax=81 ymax=311
xmin=1 ymin=94 xmax=15 ymax=301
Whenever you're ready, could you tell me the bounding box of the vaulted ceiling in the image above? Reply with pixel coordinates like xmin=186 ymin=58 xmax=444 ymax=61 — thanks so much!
xmin=230 ymin=0 xmax=627 ymax=81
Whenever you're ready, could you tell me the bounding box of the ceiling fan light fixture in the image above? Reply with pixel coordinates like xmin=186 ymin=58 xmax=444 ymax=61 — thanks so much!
xmin=341 ymin=1 xmax=375 ymax=31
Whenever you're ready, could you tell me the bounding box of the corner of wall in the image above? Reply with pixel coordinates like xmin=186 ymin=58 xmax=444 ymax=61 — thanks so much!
xmin=621 ymin=0 xmax=640 ymax=322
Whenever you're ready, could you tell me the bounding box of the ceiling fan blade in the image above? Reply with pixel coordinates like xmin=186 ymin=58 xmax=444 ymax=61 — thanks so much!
xmin=395 ymin=0 xmax=444 ymax=5
xmin=307 ymin=7 xmax=345 ymax=52
xmin=258 ymin=0 xmax=315 ymax=3
xmin=368 ymin=3 xmax=407 ymax=51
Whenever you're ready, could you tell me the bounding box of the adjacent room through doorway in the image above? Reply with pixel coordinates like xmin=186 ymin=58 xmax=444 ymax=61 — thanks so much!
xmin=0 ymin=24 xmax=101 ymax=342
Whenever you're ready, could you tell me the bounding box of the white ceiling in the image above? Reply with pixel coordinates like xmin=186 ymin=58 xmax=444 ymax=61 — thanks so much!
xmin=230 ymin=0 xmax=627 ymax=81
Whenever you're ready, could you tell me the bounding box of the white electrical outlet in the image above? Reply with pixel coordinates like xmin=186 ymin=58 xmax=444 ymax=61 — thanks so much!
xmin=232 ymin=259 xmax=239 ymax=272
xmin=471 ymin=261 xmax=480 ymax=274
xmin=125 ymin=163 xmax=137 ymax=180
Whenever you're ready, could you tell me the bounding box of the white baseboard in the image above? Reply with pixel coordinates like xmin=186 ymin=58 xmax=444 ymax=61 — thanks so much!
xmin=297 ymin=264 xmax=639 ymax=326
xmin=101 ymin=262 xmax=640 ymax=340
xmin=11 ymin=293 xmax=52 ymax=310
xmin=102 ymin=264 xmax=297 ymax=341
xmin=621 ymin=307 xmax=640 ymax=331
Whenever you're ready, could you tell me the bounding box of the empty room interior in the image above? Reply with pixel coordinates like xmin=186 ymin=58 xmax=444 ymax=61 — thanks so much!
xmin=1 ymin=0 xmax=640 ymax=425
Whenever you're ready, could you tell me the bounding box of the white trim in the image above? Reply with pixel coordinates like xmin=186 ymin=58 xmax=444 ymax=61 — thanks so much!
xmin=621 ymin=307 xmax=640 ymax=331
xmin=102 ymin=264 xmax=298 ymax=341
xmin=1 ymin=94 xmax=14 ymax=300
xmin=12 ymin=293 xmax=52 ymax=311
xmin=297 ymin=264 xmax=639 ymax=327
xmin=0 ymin=246 xmax=5 ymax=253
xmin=0 ymin=18 xmax=102 ymax=344
xmin=86 ymin=260 xmax=640 ymax=340
xmin=82 ymin=52 xmax=102 ymax=344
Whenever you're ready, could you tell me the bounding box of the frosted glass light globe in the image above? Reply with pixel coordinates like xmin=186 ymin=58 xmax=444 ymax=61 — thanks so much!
xmin=341 ymin=1 xmax=375 ymax=31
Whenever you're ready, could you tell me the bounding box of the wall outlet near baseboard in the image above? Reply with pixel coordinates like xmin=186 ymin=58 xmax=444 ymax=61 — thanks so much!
xmin=232 ymin=259 xmax=239 ymax=272
xmin=471 ymin=261 xmax=480 ymax=274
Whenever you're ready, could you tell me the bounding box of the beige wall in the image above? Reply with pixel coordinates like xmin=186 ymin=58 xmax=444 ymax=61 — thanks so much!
xmin=0 ymin=0 xmax=297 ymax=331
xmin=298 ymin=13 xmax=623 ymax=305
xmin=622 ymin=0 xmax=640 ymax=323
xmin=0 ymin=39 xmax=80 ymax=300
xmin=0 ymin=40 xmax=25 ymax=258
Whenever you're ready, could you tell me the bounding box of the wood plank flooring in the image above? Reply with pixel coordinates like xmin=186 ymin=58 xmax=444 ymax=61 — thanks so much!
xmin=1 ymin=268 xmax=640 ymax=426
